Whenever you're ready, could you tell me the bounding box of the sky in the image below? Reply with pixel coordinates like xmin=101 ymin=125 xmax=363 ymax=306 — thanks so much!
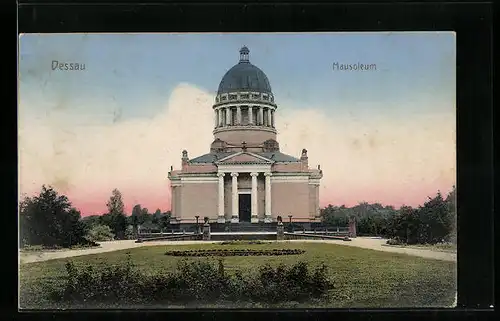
xmin=18 ymin=32 xmax=456 ymax=216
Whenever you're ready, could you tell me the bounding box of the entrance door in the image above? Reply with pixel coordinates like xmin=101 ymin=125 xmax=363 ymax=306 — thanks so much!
xmin=238 ymin=194 xmax=251 ymax=222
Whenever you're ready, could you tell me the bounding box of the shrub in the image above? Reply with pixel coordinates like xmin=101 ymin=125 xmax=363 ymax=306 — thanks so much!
xmin=48 ymin=257 xmax=332 ymax=306
xmin=386 ymin=238 xmax=403 ymax=245
xmin=244 ymin=261 xmax=333 ymax=303
xmin=85 ymin=224 xmax=115 ymax=242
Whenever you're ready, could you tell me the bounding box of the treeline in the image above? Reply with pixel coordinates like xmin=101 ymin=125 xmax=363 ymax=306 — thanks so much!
xmin=320 ymin=186 xmax=456 ymax=245
xmin=19 ymin=185 xmax=171 ymax=248
xmin=82 ymin=192 xmax=171 ymax=241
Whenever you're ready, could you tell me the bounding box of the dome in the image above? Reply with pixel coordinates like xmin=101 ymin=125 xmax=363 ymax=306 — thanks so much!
xmin=217 ymin=47 xmax=272 ymax=95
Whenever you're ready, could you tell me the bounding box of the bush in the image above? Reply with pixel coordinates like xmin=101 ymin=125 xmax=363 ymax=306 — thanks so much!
xmin=220 ymin=240 xmax=268 ymax=245
xmin=85 ymin=224 xmax=115 ymax=242
xmin=386 ymin=238 xmax=403 ymax=245
xmin=48 ymin=257 xmax=333 ymax=306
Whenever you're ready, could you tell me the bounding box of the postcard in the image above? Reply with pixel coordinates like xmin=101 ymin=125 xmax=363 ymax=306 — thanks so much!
xmin=18 ymin=32 xmax=456 ymax=309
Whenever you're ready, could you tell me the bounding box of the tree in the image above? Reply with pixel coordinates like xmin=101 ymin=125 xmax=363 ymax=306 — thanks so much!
xmin=19 ymin=185 xmax=90 ymax=248
xmin=320 ymin=204 xmax=349 ymax=227
xmin=137 ymin=207 xmax=151 ymax=226
xmin=131 ymin=204 xmax=141 ymax=234
xmin=106 ymin=189 xmax=127 ymax=239
xmin=158 ymin=211 xmax=171 ymax=230
xmin=152 ymin=209 xmax=162 ymax=226
xmin=418 ymin=191 xmax=452 ymax=244
xmin=445 ymin=185 xmax=457 ymax=244
xmin=81 ymin=215 xmax=102 ymax=230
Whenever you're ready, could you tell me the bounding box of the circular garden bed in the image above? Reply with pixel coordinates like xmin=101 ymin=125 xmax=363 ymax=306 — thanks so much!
xmin=165 ymin=249 xmax=305 ymax=257
xmin=219 ymin=240 xmax=269 ymax=245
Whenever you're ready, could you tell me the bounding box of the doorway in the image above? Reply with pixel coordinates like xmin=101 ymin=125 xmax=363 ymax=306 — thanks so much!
xmin=238 ymin=194 xmax=251 ymax=222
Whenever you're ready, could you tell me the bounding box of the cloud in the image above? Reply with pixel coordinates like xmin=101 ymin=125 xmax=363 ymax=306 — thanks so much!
xmin=18 ymin=84 xmax=456 ymax=215
xmin=277 ymin=106 xmax=456 ymax=206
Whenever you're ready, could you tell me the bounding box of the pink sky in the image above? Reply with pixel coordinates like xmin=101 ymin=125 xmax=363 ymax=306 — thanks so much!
xmin=18 ymin=84 xmax=456 ymax=216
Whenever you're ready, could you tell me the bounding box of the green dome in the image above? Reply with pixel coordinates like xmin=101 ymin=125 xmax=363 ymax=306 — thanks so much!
xmin=217 ymin=47 xmax=272 ymax=95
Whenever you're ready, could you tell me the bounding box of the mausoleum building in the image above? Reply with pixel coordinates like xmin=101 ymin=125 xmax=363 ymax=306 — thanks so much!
xmin=168 ymin=47 xmax=323 ymax=226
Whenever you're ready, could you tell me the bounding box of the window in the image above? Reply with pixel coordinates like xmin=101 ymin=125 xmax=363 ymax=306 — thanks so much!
xmin=221 ymin=96 xmax=227 ymax=101
xmin=270 ymin=95 xmax=274 ymax=102
xmin=252 ymin=94 xmax=260 ymax=99
xmin=262 ymin=95 xmax=268 ymax=100
xmin=229 ymin=94 xmax=237 ymax=100
xmin=240 ymin=94 xmax=249 ymax=99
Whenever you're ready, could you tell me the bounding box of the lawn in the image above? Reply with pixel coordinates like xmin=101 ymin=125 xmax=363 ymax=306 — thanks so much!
xmin=19 ymin=242 xmax=456 ymax=309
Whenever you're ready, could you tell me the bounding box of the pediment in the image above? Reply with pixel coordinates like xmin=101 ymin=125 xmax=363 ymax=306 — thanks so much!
xmin=215 ymin=152 xmax=274 ymax=164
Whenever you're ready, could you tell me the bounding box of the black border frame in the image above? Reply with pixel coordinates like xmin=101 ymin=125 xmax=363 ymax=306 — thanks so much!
xmin=10 ymin=1 xmax=495 ymax=321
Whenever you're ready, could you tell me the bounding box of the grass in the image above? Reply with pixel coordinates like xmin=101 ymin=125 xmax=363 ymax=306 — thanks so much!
xmin=19 ymin=242 xmax=456 ymax=309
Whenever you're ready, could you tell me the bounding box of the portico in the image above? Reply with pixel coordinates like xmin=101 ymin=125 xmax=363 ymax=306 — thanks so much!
xmin=216 ymin=164 xmax=272 ymax=224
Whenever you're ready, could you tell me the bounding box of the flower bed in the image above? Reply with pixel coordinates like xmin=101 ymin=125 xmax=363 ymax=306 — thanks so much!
xmin=165 ymin=249 xmax=305 ymax=257
xmin=219 ymin=240 xmax=269 ymax=245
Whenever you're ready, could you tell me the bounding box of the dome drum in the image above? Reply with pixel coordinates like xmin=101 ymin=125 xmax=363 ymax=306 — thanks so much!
xmin=214 ymin=91 xmax=276 ymax=108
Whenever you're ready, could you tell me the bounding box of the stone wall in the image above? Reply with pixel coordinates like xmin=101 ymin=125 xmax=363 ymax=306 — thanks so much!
xmin=180 ymin=182 xmax=218 ymax=222
xmin=271 ymin=181 xmax=310 ymax=220
xmin=214 ymin=128 xmax=277 ymax=147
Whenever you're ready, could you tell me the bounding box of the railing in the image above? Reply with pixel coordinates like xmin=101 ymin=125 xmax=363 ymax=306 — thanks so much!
xmin=284 ymin=233 xmax=350 ymax=241
xmin=136 ymin=233 xmax=202 ymax=243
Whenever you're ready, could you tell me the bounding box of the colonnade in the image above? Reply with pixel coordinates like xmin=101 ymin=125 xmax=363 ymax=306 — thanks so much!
xmin=214 ymin=106 xmax=275 ymax=127
xmin=217 ymin=171 xmax=272 ymax=223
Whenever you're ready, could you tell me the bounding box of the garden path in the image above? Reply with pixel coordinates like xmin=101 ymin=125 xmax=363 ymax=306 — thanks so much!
xmin=19 ymin=237 xmax=456 ymax=264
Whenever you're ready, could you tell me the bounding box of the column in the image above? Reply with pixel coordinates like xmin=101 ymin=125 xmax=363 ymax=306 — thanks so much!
xmin=226 ymin=107 xmax=231 ymax=125
xmin=267 ymin=109 xmax=272 ymax=127
xmin=218 ymin=109 xmax=223 ymax=127
xmin=264 ymin=172 xmax=272 ymax=222
xmin=271 ymin=110 xmax=275 ymax=127
xmin=217 ymin=172 xmax=225 ymax=223
xmin=250 ymin=172 xmax=259 ymax=223
xmin=231 ymin=172 xmax=239 ymax=223
xmin=249 ymin=106 xmax=253 ymax=125
xmin=214 ymin=110 xmax=218 ymax=127
xmin=259 ymin=107 xmax=264 ymax=126
xmin=236 ymin=106 xmax=241 ymax=125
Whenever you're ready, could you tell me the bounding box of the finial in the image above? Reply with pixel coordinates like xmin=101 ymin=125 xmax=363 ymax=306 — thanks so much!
xmin=239 ymin=46 xmax=249 ymax=63
xmin=182 ymin=150 xmax=188 ymax=158
xmin=242 ymin=141 xmax=247 ymax=151
xmin=301 ymin=149 xmax=308 ymax=158
xmin=170 ymin=165 xmax=173 ymax=171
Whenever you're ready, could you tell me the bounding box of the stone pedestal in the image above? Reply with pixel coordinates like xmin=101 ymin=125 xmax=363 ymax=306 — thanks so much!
xmin=217 ymin=217 xmax=226 ymax=224
xmin=264 ymin=215 xmax=272 ymax=223
xmin=231 ymin=217 xmax=239 ymax=223
xmin=203 ymin=223 xmax=211 ymax=241
xmin=251 ymin=216 xmax=259 ymax=223
xmin=277 ymin=222 xmax=284 ymax=240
